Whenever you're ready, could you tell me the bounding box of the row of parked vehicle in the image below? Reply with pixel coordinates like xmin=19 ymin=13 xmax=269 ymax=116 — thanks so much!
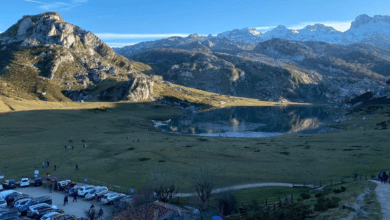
xmin=0 ymin=177 xmax=134 ymax=219
xmin=0 ymin=190 xmax=74 ymax=220
xmin=0 ymin=178 xmax=43 ymax=191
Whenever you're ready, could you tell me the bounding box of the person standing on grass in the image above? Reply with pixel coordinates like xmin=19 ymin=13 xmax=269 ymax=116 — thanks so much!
xmin=72 ymin=146 xmax=74 ymax=150
xmin=354 ymin=171 xmax=358 ymax=181
xmin=54 ymin=165 xmax=56 ymax=171
xmin=75 ymin=164 xmax=79 ymax=170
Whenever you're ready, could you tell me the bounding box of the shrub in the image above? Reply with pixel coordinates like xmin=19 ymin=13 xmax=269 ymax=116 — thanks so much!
xmin=314 ymin=196 xmax=341 ymax=211
xmin=217 ymin=191 xmax=239 ymax=216
xmin=341 ymin=186 xmax=346 ymax=192
xmin=333 ymin=189 xmax=341 ymax=194
xmin=301 ymin=193 xmax=310 ymax=200
xmin=315 ymin=192 xmax=324 ymax=198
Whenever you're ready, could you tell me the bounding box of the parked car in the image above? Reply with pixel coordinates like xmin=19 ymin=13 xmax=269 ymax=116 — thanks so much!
xmin=68 ymin=186 xmax=82 ymax=197
xmin=84 ymin=186 xmax=108 ymax=200
xmin=40 ymin=211 xmax=61 ymax=220
xmin=0 ymin=200 xmax=6 ymax=209
xmin=33 ymin=208 xmax=64 ymax=220
xmin=49 ymin=213 xmax=78 ymax=220
xmin=2 ymin=180 xmax=16 ymax=190
xmin=19 ymin=178 xmax=30 ymax=187
xmin=34 ymin=178 xmax=43 ymax=187
xmin=18 ymin=196 xmax=56 ymax=215
xmin=101 ymin=193 xmax=125 ymax=204
xmin=77 ymin=185 xmax=95 ymax=197
xmin=13 ymin=198 xmax=32 ymax=209
xmin=5 ymin=193 xmax=28 ymax=207
xmin=27 ymin=203 xmax=53 ymax=217
xmin=0 ymin=190 xmax=16 ymax=200
xmin=11 ymin=195 xmax=31 ymax=207
xmin=114 ymin=195 xmax=133 ymax=208
xmin=4 ymin=192 xmax=23 ymax=205
xmin=57 ymin=180 xmax=76 ymax=191
xmin=0 ymin=209 xmax=20 ymax=219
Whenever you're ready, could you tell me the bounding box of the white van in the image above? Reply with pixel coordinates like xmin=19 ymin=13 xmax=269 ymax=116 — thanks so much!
xmin=77 ymin=185 xmax=95 ymax=197
xmin=0 ymin=190 xmax=16 ymax=200
xmin=20 ymin=178 xmax=30 ymax=187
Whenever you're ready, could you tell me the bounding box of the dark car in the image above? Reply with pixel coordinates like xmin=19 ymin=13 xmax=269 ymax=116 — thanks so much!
xmin=32 ymin=208 xmax=64 ymax=219
xmin=68 ymin=186 xmax=82 ymax=197
xmin=6 ymin=193 xmax=29 ymax=207
xmin=11 ymin=195 xmax=31 ymax=207
xmin=4 ymin=192 xmax=23 ymax=206
xmin=34 ymin=178 xmax=42 ymax=187
xmin=2 ymin=180 xmax=16 ymax=189
xmin=0 ymin=209 xmax=20 ymax=219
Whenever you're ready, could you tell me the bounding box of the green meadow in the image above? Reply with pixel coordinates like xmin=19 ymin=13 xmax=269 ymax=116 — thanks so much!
xmin=0 ymin=102 xmax=389 ymax=201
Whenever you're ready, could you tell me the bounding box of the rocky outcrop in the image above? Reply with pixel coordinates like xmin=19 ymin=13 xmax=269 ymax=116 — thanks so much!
xmin=0 ymin=12 xmax=154 ymax=102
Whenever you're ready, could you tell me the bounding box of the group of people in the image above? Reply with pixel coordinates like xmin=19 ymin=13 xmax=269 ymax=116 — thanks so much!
xmin=379 ymin=172 xmax=389 ymax=183
xmin=88 ymin=204 xmax=104 ymax=220
xmin=42 ymin=161 xmax=50 ymax=168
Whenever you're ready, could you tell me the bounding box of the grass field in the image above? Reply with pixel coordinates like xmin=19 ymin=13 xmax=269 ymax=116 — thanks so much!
xmin=0 ymin=98 xmax=389 ymax=218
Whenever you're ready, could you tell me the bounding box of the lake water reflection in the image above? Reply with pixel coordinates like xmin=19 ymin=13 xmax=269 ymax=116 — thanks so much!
xmin=154 ymin=106 xmax=337 ymax=138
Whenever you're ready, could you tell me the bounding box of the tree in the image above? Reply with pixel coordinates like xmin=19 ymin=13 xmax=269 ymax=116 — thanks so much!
xmin=217 ymin=191 xmax=238 ymax=216
xmin=148 ymin=165 xmax=180 ymax=203
xmin=191 ymin=160 xmax=218 ymax=211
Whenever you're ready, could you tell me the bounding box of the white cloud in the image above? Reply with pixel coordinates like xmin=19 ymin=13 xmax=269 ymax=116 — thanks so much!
xmin=96 ymin=33 xmax=195 ymax=39
xmin=106 ymin=42 xmax=137 ymax=47
xmin=22 ymin=0 xmax=45 ymax=4
xmin=255 ymin=26 xmax=277 ymax=31
xmin=287 ymin=20 xmax=353 ymax=32
xmin=22 ymin=0 xmax=88 ymax=10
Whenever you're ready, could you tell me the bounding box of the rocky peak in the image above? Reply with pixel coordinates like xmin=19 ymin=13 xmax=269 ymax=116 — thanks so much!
xmin=300 ymin=24 xmax=338 ymax=33
xmin=349 ymin=14 xmax=390 ymax=30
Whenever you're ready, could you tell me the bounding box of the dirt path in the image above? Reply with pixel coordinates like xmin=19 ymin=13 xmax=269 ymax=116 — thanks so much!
xmin=370 ymin=180 xmax=390 ymax=220
xmin=174 ymin=182 xmax=316 ymax=197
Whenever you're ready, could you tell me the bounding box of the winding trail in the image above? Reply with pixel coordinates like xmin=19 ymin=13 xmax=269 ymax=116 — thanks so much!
xmin=370 ymin=180 xmax=390 ymax=220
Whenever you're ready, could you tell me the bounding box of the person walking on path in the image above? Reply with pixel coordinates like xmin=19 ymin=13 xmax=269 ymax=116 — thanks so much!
xmin=98 ymin=207 xmax=103 ymax=219
xmin=72 ymin=146 xmax=74 ymax=150
xmin=54 ymin=165 xmax=56 ymax=171
xmin=379 ymin=172 xmax=384 ymax=183
xmin=63 ymin=195 xmax=68 ymax=206
xmin=47 ymin=161 xmax=49 ymax=167
xmin=75 ymin=164 xmax=79 ymax=170
xmin=382 ymin=172 xmax=389 ymax=183
xmin=73 ymin=193 xmax=77 ymax=202
xmin=42 ymin=162 xmax=45 ymax=168
xmin=89 ymin=205 xmax=95 ymax=220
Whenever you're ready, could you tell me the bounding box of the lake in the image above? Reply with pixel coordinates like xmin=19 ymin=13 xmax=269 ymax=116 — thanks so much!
xmin=154 ymin=106 xmax=337 ymax=138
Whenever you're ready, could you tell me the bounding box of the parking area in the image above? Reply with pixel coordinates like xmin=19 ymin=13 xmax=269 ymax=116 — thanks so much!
xmin=1 ymin=182 xmax=118 ymax=219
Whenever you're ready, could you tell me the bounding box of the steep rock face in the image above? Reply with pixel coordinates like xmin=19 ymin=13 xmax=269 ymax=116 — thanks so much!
xmin=0 ymin=12 xmax=154 ymax=102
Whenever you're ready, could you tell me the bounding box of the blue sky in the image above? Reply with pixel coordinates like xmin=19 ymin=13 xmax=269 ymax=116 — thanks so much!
xmin=1 ymin=0 xmax=390 ymax=47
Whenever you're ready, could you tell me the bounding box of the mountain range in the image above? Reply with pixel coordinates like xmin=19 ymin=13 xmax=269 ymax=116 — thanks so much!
xmin=114 ymin=14 xmax=390 ymax=105
xmin=1 ymin=12 xmax=389 ymax=110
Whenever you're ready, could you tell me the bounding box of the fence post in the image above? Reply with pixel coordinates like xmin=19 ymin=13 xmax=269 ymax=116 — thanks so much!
xmin=320 ymin=181 xmax=322 ymax=187
xmin=292 ymin=182 xmax=294 ymax=187
xmin=274 ymin=203 xmax=276 ymax=214
xmin=330 ymin=180 xmax=332 ymax=186
xmin=291 ymin=195 xmax=293 ymax=204
xmin=266 ymin=199 xmax=267 ymax=206
xmin=268 ymin=205 xmax=269 ymax=215
xmin=303 ymin=182 xmax=305 ymax=187
xmin=313 ymin=181 xmax=315 ymax=188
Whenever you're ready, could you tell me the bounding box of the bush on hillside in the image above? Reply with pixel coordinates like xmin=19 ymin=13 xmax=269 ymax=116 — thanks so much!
xmin=341 ymin=186 xmax=346 ymax=192
xmin=300 ymin=193 xmax=310 ymax=200
xmin=217 ymin=191 xmax=239 ymax=216
xmin=333 ymin=189 xmax=341 ymax=194
xmin=314 ymin=196 xmax=341 ymax=212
